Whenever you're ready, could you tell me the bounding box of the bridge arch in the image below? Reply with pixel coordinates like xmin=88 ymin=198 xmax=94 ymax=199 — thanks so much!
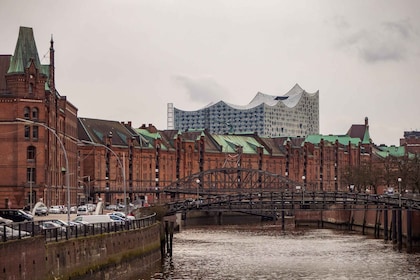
xmin=164 ymin=168 xmax=301 ymax=195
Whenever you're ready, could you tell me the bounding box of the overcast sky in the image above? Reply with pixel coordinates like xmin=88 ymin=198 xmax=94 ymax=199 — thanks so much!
xmin=1 ymin=1 xmax=419 ymax=146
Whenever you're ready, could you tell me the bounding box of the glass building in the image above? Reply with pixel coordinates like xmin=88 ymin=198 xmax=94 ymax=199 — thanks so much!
xmin=168 ymin=84 xmax=319 ymax=137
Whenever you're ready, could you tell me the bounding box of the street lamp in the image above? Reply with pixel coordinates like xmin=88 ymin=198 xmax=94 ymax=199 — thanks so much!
xmin=16 ymin=118 xmax=71 ymax=224
xmin=398 ymin=177 xmax=402 ymax=207
xmin=196 ymin=178 xmax=200 ymax=208
xmin=302 ymin=175 xmax=306 ymax=205
xmin=80 ymin=140 xmax=127 ymax=214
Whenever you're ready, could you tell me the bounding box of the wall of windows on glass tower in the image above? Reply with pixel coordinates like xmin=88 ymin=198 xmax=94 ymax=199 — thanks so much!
xmin=168 ymin=84 xmax=319 ymax=138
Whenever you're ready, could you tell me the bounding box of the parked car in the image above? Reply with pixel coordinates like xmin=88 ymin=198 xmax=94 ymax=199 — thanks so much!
xmin=77 ymin=206 xmax=89 ymax=216
xmin=0 ymin=225 xmax=31 ymax=239
xmin=70 ymin=220 xmax=89 ymax=226
xmin=35 ymin=205 xmax=49 ymax=216
xmin=86 ymin=204 xmax=96 ymax=213
xmin=107 ymin=214 xmax=127 ymax=225
xmin=0 ymin=209 xmax=33 ymax=222
xmin=49 ymin=219 xmax=70 ymax=227
xmin=0 ymin=216 xmax=13 ymax=225
xmin=70 ymin=206 xmax=77 ymax=214
xmin=40 ymin=221 xmax=66 ymax=233
xmin=49 ymin=205 xmax=62 ymax=214
xmin=59 ymin=205 xmax=68 ymax=214
xmin=105 ymin=204 xmax=117 ymax=211
xmin=73 ymin=215 xmax=113 ymax=224
xmin=111 ymin=211 xmax=135 ymax=221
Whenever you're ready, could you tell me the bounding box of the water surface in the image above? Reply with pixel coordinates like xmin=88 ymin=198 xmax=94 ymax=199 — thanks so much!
xmin=148 ymin=225 xmax=420 ymax=279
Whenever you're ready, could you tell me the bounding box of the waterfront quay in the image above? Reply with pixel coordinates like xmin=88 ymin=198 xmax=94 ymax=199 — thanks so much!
xmin=0 ymin=212 xmax=162 ymax=280
xmin=2 ymin=192 xmax=420 ymax=279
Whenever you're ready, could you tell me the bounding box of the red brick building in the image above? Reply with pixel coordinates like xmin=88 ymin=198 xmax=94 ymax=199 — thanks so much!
xmin=401 ymin=131 xmax=420 ymax=154
xmin=1 ymin=27 xmax=417 ymax=211
xmin=78 ymin=116 xmax=404 ymax=206
xmin=0 ymin=27 xmax=78 ymax=209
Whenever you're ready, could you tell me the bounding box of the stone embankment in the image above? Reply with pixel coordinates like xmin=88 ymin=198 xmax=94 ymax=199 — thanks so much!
xmin=0 ymin=215 xmax=162 ymax=280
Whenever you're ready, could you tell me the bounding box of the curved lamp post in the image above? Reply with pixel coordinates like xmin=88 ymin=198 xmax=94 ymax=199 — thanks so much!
xmin=80 ymin=140 xmax=127 ymax=214
xmin=398 ymin=177 xmax=402 ymax=207
xmin=302 ymin=175 xmax=306 ymax=205
xmin=16 ymin=118 xmax=71 ymax=224
xmin=196 ymin=178 xmax=200 ymax=208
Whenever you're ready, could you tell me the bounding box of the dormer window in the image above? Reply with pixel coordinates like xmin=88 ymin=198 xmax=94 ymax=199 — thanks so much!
xmin=29 ymin=83 xmax=33 ymax=94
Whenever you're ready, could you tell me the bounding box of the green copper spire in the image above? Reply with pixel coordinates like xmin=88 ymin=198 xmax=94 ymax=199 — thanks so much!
xmin=8 ymin=27 xmax=42 ymax=74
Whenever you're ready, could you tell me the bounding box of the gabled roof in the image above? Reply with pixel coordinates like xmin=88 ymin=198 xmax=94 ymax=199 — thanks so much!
xmin=258 ymin=137 xmax=287 ymax=156
xmin=374 ymin=145 xmax=409 ymax=158
xmin=285 ymin=137 xmax=306 ymax=148
xmin=78 ymin=117 xmax=142 ymax=147
xmin=211 ymin=134 xmax=269 ymax=154
xmin=135 ymin=128 xmax=169 ymax=150
xmin=305 ymin=134 xmax=361 ymax=146
xmin=346 ymin=118 xmax=371 ymax=144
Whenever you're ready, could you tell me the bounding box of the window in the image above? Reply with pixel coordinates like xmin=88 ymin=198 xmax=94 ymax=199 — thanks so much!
xmin=27 ymin=168 xmax=36 ymax=183
xmin=27 ymin=146 xmax=36 ymax=161
xmin=32 ymin=126 xmax=38 ymax=139
xmin=24 ymin=125 xmax=30 ymax=139
xmin=32 ymin=108 xmax=39 ymax=120
xmin=24 ymin=107 xmax=30 ymax=119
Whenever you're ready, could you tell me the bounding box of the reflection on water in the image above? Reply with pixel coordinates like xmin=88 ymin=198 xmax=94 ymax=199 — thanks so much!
xmin=148 ymin=224 xmax=420 ymax=280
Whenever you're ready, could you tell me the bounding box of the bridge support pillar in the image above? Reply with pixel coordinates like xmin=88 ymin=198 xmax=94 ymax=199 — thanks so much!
xmin=407 ymin=208 xmax=412 ymax=252
xmin=391 ymin=209 xmax=397 ymax=244
xmin=383 ymin=207 xmax=388 ymax=241
xmin=164 ymin=220 xmax=174 ymax=257
xmin=216 ymin=212 xmax=223 ymax=225
xmin=398 ymin=208 xmax=403 ymax=250
xmin=374 ymin=208 xmax=381 ymax=239
xmin=281 ymin=210 xmax=285 ymax=230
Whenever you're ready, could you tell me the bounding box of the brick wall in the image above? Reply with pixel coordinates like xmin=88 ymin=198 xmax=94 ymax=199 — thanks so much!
xmin=0 ymin=223 xmax=161 ymax=280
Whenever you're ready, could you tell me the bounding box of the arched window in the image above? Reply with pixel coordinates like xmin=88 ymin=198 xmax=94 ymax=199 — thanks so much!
xmin=32 ymin=107 xmax=39 ymax=120
xmin=27 ymin=146 xmax=36 ymax=161
xmin=24 ymin=107 xmax=30 ymax=119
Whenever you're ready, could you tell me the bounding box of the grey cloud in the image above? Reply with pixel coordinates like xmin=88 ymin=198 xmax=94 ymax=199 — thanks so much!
xmin=359 ymin=42 xmax=405 ymax=63
xmin=174 ymin=75 xmax=227 ymax=103
xmin=383 ymin=19 xmax=414 ymax=39
xmin=328 ymin=15 xmax=350 ymax=30
xmin=335 ymin=18 xmax=418 ymax=63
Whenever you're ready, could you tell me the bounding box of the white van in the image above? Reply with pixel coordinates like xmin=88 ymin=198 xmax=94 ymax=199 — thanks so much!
xmin=73 ymin=215 xmax=113 ymax=224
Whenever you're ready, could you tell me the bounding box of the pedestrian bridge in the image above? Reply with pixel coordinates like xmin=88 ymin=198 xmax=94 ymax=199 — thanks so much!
xmin=166 ymin=191 xmax=420 ymax=218
xmin=163 ymin=168 xmax=420 ymax=216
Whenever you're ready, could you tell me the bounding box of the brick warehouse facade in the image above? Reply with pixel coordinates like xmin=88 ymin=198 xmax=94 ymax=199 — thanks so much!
xmin=77 ymin=118 xmax=418 ymax=207
xmin=0 ymin=27 xmax=78 ymax=209
xmin=1 ymin=27 xmax=419 ymax=209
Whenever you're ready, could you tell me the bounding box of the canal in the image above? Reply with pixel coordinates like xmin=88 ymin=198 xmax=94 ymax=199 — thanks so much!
xmin=144 ymin=224 xmax=419 ymax=280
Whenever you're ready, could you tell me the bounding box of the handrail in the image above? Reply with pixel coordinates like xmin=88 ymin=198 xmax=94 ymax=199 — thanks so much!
xmin=1 ymin=213 xmax=157 ymax=243
xmin=166 ymin=191 xmax=420 ymax=214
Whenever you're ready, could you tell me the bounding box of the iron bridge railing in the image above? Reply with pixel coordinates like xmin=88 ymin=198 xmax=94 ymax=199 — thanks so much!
xmin=166 ymin=191 xmax=420 ymax=216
